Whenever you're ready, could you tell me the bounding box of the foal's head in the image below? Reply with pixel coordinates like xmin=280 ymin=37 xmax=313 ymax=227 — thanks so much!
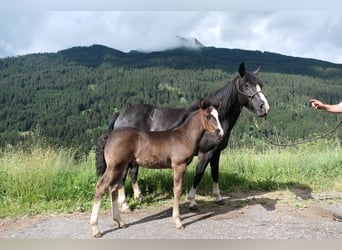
xmin=199 ymin=98 xmax=224 ymax=138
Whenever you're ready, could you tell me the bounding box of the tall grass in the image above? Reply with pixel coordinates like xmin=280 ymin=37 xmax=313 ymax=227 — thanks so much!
xmin=0 ymin=146 xmax=97 ymax=217
xmin=0 ymin=139 xmax=341 ymax=217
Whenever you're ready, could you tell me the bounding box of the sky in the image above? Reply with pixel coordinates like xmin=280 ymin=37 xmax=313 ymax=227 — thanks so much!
xmin=1 ymin=1 xmax=342 ymax=64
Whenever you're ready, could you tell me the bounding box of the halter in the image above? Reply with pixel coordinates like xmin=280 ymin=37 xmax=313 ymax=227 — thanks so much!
xmin=236 ymin=80 xmax=264 ymax=100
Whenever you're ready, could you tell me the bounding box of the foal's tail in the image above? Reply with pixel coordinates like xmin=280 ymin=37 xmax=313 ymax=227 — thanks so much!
xmin=95 ymin=133 xmax=109 ymax=177
xmin=95 ymin=112 xmax=120 ymax=177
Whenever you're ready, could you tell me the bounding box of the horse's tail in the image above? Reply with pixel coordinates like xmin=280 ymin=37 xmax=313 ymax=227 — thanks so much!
xmin=108 ymin=112 xmax=120 ymax=132
xmin=95 ymin=133 xmax=109 ymax=177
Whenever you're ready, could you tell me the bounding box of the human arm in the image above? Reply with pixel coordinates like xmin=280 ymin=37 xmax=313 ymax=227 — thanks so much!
xmin=310 ymin=99 xmax=342 ymax=114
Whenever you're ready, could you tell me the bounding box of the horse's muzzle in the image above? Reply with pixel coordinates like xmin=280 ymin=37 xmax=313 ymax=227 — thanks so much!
xmin=215 ymin=129 xmax=224 ymax=139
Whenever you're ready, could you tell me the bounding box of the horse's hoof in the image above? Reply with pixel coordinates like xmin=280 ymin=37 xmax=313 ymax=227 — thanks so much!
xmin=176 ymin=224 xmax=185 ymax=230
xmin=93 ymin=231 xmax=102 ymax=238
xmin=216 ymin=199 xmax=224 ymax=205
xmin=189 ymin=204 xmax=198 ymax=211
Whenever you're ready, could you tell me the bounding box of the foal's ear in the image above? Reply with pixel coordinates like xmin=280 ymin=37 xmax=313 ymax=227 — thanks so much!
xmin=199 ymin=98 xmax=209 ymax=109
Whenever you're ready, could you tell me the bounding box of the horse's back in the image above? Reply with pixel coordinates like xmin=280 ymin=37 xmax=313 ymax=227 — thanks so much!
xmin=113 ymin=103 xmax=196 ymax=131
xmin=114 ymin=104 xmax=156 ymax=130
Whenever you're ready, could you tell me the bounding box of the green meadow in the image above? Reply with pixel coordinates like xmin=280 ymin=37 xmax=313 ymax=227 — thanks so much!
xmin=0 ymin=139 xmax=341 ymax=218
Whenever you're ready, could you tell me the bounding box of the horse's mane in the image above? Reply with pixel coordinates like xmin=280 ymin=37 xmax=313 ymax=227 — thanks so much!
xmin=169 ymin=76 xmax=241 ymax=130
xmin=207 ymin=76 xmax=240 ymax=117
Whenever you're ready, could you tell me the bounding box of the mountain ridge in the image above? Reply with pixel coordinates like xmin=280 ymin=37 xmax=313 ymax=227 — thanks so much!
xmin=52 ymin=44 xmax=342 ymax=78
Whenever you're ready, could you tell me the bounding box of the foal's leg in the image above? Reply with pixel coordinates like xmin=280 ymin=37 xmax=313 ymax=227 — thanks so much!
xmin=110 ymin=187 xmax=127 ymax=228
xmin=90 ymin=175 xmax=111 ymax=238
xmin=90 ymin=164 xmax=126 ymax=238
xmin=118 ymin=162 xmax=144 ymax=213
xmin=118 ymin=165 xmax=131 ymax=213
xmin=173 ymin=164 xmax=186 ymax=229
xmin=210 ymin=151 xmax=224 ymax=205
xmin=128 ymin=163 xmax=145 ymax=202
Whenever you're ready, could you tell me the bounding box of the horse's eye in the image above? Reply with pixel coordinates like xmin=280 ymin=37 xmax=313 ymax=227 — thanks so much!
xmin=206 ymin=115 xmax=211 ymax=120
xmin=244 ymin=82 xmax=249 ymax=88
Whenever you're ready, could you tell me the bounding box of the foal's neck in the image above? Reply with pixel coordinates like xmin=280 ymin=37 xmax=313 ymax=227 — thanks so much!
xmin=179 ymin=110 xmax=206 ymax=147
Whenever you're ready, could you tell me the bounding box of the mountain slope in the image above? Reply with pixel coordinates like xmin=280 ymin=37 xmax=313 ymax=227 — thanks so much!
xmin=0 ymin=44 xmax=341 ymax=155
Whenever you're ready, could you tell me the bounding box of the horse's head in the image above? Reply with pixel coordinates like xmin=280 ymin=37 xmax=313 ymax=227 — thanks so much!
xmin=236 ymin=62 xmax=270 ymax=117
xmin=199 ymin=98 xmax=224 ymax=139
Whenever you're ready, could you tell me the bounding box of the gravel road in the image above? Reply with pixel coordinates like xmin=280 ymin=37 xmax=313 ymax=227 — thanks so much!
xmin=1 ymin=190 xmax=342 ymax=239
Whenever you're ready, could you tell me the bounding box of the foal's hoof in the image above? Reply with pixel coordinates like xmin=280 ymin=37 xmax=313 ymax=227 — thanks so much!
xmin=216 ymin=199 xmax=224 ymax=205
xmin=136 ymin=194 xmax=146 ymax=203
xmin=93 ymin=231 xmax=102 ymax=238
xmin=118 ymin=222 xmax=127 ymax=229
xmin=121 ymin=207 xmax=132 ymax=214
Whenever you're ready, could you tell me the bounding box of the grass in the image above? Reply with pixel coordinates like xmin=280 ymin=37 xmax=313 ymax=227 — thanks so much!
xmin=0 ymin=139 xmax=341 ymax=218
xmin=0 ymin=146 xmax=97 ymax=217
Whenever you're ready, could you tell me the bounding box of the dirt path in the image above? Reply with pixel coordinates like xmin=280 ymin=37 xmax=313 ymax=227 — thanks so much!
xmin=1 ymin=190 xmax=342 ymax=239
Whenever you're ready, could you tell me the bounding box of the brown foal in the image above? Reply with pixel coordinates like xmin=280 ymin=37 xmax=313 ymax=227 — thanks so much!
xmin=90 ymin=98 xmax=223 ymax=238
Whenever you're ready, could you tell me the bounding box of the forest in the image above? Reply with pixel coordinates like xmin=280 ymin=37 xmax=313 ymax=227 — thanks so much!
xmin=0 ymin=44 xmax=341 ymax=157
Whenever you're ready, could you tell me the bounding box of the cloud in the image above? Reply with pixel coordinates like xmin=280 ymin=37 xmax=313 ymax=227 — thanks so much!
xmin=1 ymin=11 xmax=342 ymax=63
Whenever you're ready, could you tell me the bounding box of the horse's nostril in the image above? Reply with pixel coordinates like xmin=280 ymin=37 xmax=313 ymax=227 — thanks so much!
xmin=216 ymin=129 xmax=223 ymax=138
xmin=260 ymin=103 xmax=264 ymax=109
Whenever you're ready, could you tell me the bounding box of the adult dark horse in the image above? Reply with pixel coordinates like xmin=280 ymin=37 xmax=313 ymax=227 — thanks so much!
xmin=91 ymin=99 xmax=223 ymax=237
xmin=97 ymin=62 xmax=270 ymax=210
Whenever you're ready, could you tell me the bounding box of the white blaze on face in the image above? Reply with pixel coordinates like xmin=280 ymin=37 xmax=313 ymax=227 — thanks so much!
xmin=256 ymin=84 xmax=270 ymax=114
xmin=211 ymin=108 xmax=224 ymax=137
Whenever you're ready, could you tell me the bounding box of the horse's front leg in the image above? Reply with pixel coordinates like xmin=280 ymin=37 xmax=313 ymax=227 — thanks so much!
xmin=173 ymin=164 xmax=186 ymax=229
xmin=188 ymin=151 xmax=213 ymax=210
xmin=210 ymin=151 xmax=224 ymax=205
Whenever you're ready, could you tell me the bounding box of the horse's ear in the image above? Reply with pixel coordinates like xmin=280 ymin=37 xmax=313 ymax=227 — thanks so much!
xmin=254 ymin=66 xmax=261 ymax=75
xmin=199 ymin=98 xmax=208 ymax=109
xmin=215 ymin=99 xmax=222 ymax=110
xmin=239 ymin=62 xmax=246 ymax=77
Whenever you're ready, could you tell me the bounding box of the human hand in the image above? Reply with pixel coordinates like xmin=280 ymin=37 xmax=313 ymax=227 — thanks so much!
xmin=309 ymin=99 xmax=324 ymax=110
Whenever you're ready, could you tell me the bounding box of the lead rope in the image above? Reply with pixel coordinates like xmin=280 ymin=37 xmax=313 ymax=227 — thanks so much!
xmin=253 ymin=116 xmax=342 ymax=147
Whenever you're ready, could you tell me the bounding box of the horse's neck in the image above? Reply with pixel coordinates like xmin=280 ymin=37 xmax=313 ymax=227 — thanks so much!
xmin=179 ymin=110 xmax=205 ymax=147
xmin=218 ymin=79 xmax=242 ymax=123
xmin=167 ymin=103 xmax=199 ymax=130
